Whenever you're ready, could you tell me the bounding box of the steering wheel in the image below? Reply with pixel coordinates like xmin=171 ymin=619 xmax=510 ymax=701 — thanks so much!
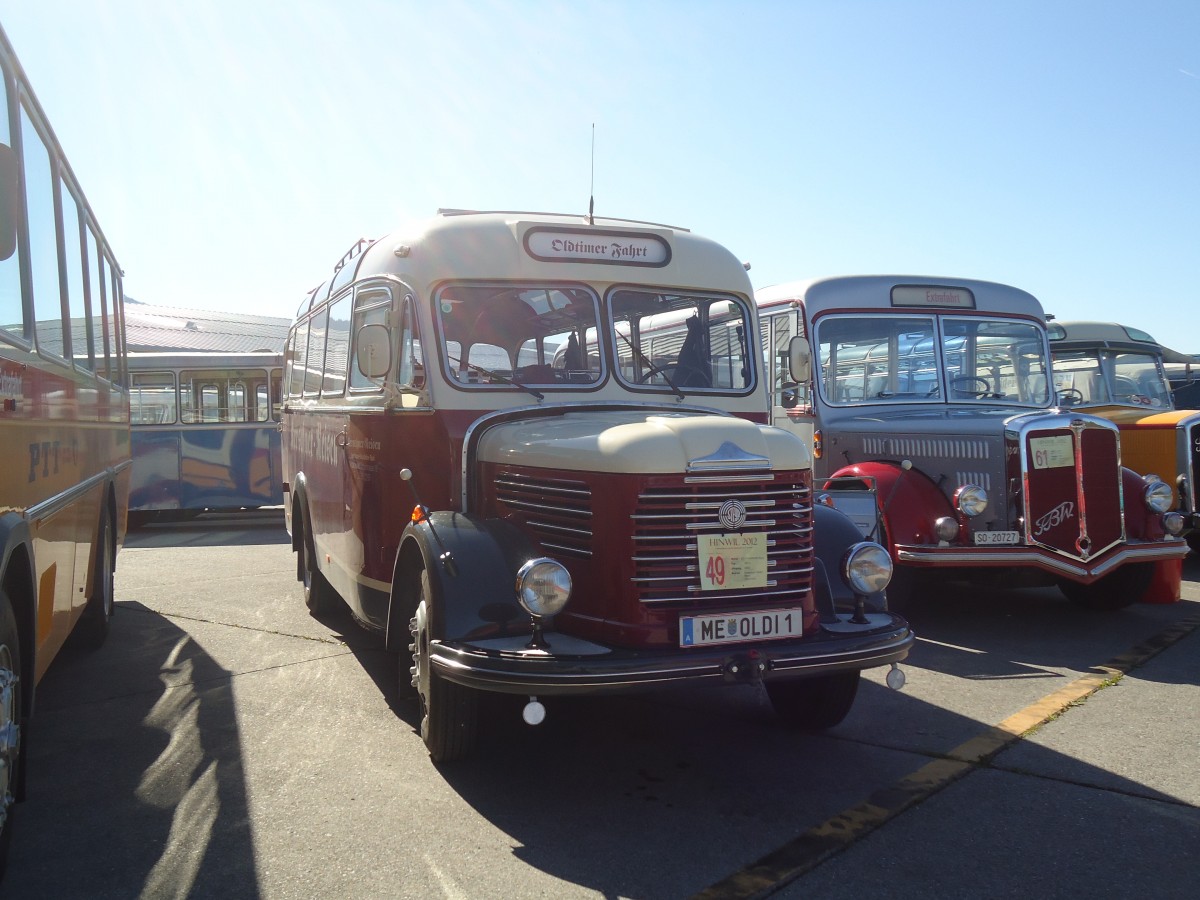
xmin=1057 ymin=388 xmax=1083 ymax=405
xmin=950 ymin=375 xmax=991 ymax=398
xmin=636 ymin=363 xmax=673 ymax=383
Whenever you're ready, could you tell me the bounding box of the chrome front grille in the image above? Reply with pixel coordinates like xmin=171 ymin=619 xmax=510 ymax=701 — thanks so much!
xmin=631 ymin=477 xmax=814 ymax=605
xmin=495 ymin=473 xmax=593 ymax=558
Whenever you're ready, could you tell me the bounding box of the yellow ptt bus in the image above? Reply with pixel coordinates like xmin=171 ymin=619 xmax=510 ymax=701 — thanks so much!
xmin=0 ymin=22 xmax=130 ymax=875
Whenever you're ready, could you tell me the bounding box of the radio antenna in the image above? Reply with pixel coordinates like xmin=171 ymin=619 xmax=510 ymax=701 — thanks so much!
xmin=587 ymin=123 xmax=595 ymax=224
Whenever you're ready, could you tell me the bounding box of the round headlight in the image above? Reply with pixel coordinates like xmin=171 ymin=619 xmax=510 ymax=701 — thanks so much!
xmin=1143 ymin=477 xmax=1173 ymax=514
xmin=516 ymin=558 xmax=572 ymax=618
xmin=842 ymin=542 xmax=893 ymax=595
xmin=956 ymin=484 xmax=988 ymax=518
xmin=934 ymin=516 xmax=960 ymax=542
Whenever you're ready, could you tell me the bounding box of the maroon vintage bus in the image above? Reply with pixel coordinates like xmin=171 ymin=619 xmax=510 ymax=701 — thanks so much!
xmin=282 ymin=211 xmax=913 ymax=761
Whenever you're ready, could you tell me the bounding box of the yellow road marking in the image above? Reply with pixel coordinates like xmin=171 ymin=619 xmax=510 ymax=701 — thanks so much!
xmin=693 ymin=610 xmax=1200 ymax=900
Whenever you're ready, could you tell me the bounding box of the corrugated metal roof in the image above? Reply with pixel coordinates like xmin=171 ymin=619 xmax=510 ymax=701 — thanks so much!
xmin=124 ymin=299 xmax=291 ymax=353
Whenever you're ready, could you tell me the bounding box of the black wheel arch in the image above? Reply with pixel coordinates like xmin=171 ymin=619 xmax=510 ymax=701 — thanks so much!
xmin=812 ymin=502 xmax=888 ymax=614
xmin=385 ymin=512 xmax=541 ymax=652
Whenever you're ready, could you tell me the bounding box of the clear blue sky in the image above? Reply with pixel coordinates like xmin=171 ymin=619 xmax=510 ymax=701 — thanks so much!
xmin=4 ymin=1 xmax=1198 ymax=350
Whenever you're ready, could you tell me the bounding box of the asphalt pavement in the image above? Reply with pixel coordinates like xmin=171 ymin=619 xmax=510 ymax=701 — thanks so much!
xmin=1 ymin=512 xmax=1197 ymax=899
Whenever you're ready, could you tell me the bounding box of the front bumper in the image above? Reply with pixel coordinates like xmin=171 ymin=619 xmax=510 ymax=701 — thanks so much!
xmin=896 ymin=538 xmax=1188 ymax=582
xmin=429 ymin=612 xmax=913 ymax=696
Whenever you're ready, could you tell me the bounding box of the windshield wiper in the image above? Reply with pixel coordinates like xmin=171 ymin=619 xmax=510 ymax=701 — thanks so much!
xmin=448 ymin=357 xmax=544 ymax=400
xmin=615 ymin=330 xmax=685 ymax=399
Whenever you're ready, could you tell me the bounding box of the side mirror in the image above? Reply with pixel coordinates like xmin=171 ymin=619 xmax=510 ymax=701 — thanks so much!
xmin=0 ymin=144 xmax=18 ymax=262
xmin=788 ymin=335 xmax=811 ymax=384
xmin=356 ymin=323 xmax=392 ymax=379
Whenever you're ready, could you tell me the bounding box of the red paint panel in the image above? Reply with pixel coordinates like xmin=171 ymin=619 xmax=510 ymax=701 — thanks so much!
xmin=1079 ymin=427 xmax=1123 ymax=555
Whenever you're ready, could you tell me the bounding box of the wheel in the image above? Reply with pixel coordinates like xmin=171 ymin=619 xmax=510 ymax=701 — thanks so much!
xmin=1059 ymin=563 xmax=1152 ymax=611
xmin=300 ymin=515 xmax=339 ymax=616
xmin=409 ymin=568 xmax=477 ymax=762
xmin=74 ymin=513 xmax=115 ymax=650
xmin=0 ymin=586 xmax=23 ymax=879
xmin=1057 ymin=388 xmax=1083 ymax=406
xmin=767 ymin=671 xmax=861 ymax=730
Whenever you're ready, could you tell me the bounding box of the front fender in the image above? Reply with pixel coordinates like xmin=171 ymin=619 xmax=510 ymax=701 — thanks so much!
xmin=827 ymin=461 xmax=954 ymax=552
xmin=1121 ymin=467 xmax=1168 ymax=541
xmin=813 ymin=502 xmax=888 ymax=614
xmin=385 ymin=512 xmax=541 ymax=651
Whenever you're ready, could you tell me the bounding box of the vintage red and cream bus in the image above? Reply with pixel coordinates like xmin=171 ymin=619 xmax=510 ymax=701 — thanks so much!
xmin=756 ymin=277 xmax=1188 ymax=611
xmin=0 ymin=23 xmax=129 ymax=873
xmin=1048 ymin=320 xmax=1200 ymax=552
xmin=282 ymin=210 xmax=913 ymax=761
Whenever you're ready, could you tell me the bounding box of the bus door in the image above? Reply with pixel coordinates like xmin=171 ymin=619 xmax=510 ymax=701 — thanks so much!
xmin=765 ymin=305 xmax=813 ymax=448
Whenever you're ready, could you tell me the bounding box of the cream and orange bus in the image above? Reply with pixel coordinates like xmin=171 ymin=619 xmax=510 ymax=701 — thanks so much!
xmin=281 ymin=210 xmax=913 ymax=762
xmin=1048 ymin=320 xmax=1200 ymax=552
xmin=0 ymin=22 xmax=130 ymax=873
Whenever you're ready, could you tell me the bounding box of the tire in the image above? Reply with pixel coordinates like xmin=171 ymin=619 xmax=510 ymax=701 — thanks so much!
xmin=0 ymin=586 xmax=23 ymax=880
xmin=766 ymin=670 xmax=861 ymax=731
xmin=300 ymin=515 xmax=339 ymax=616
xmin=74 ymin=513 xmax=115 ymax=650
xmin=409 ymin=568 xmax=477 ymax=762
xmin=1059 ymin=563 xmax=1153 ymax=611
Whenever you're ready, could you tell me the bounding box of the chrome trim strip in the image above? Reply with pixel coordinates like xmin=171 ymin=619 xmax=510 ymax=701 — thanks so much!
xmin=896 ymin=541 xmax=1187 ymax=577
xmin=28 ymin=465 xmax=123 ymax=522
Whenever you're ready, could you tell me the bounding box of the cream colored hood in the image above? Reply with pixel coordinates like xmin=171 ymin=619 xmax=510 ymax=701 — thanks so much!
xmin=475 ymin=410 xmax=810 ymax=474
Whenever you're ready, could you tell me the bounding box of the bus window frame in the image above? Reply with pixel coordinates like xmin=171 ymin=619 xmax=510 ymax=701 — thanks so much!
xmin=348 ymin=284 xmax=394 ymax=394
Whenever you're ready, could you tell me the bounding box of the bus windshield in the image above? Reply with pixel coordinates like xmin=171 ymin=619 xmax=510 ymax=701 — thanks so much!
xmin=1052 ymin=349 xmax=1173 ymax=409
xmin=816 ymin=314 xmax=1051 ymax=407
xmin=609 ymin=288 xmax=753 ymax=392
xmin=436 ymin=283 xmax=602 ymax=388
xmin=433 ymin=283 xmax=755 ymax=394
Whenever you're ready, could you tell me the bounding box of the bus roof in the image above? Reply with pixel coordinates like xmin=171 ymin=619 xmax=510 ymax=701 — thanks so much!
xmin=297 ymin=210 xmax=753 ymax=317
xmin=1046 ymin=320 xmax=1196 ymax=364
xmin=756 ymin=275 xmax=1046 ymax=321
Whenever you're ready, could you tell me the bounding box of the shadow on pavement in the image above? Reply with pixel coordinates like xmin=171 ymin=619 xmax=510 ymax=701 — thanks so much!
xmin=1 ymin=602 xmax=260 ymax=899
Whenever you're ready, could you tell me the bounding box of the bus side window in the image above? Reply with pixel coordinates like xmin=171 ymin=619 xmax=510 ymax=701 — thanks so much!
xmin=304 ymin=308 xmax=328 ymax=397
xmin=350 ymin=291 xmax=391 ymax=391
xmin=130 ymin=371 xmax=177 ymax=424
xmin=288 ymin=319 xmax=310 ymax=398
xmin=397 ymin=294 xmax=424 ymax=389
xmin=323 ymin=294 xmax=351 ymax=397
xmin=20 ymin=102 xmax=65 ymax=359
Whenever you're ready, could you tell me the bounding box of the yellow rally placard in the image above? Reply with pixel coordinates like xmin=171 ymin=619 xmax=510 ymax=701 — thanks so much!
xmin=697 ymin=533 xmax=768 ymax=591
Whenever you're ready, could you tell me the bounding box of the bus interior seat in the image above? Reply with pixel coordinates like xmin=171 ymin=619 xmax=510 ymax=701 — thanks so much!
xmin=514 ymin=364 xmax=556 ymax=384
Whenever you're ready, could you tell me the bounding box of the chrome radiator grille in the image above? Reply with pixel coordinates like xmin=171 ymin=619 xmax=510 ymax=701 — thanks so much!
xmin=630 ymin=476 xmax=814 ymax=605
xmin=494 ymin=473 xmax=593 ymax=558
